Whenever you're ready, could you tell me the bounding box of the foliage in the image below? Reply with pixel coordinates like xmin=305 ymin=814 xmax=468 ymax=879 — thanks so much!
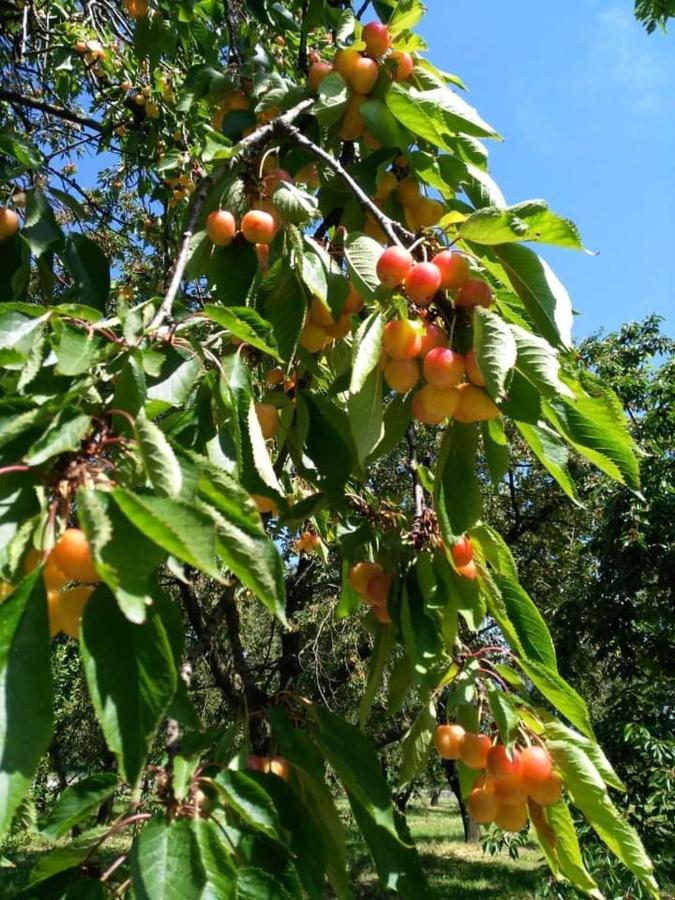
xmin=0 ymin=0 xmax=665 ymax=897
xmin=634 ymin=0 xmax=675 ymax=31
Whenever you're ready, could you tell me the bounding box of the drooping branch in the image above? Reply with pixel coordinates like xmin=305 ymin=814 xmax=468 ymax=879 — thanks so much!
xmin=0 ymin=88 xmax=105 ymax=132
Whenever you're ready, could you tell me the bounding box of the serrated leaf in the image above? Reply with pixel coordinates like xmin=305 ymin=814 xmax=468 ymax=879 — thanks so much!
xmin=42 ymin=774 xmax=118 ymax=840
xmin=350 ymin=311 xmax=384 ymax=394
xmin=517 ymin=658 xmax=594 ymax=740
xmin=516 ymin=421 xmax=580 ymax=504
xmin=531 ymin=800 xmax=603 ymax=898
xmin=25 ymin=411 xmax=91 ymax=466
xmin=147 ymin=357 xmax=202 ymax=408
xmin=272 ymin=182 xmax=319 ymax=224
xmin=134 ymin=412 xmax=183 ymax=498
xmin=361 ymin=99 xmax=409 ymax=150
xmin=203 ymin=306 xmax=280 ymax=360
xmin=510 ymin=323 xmax=573 ymax=399
xmin=460 ymin=201 xmax=586 ymax=249
xmin=21 ymin=189 xmax=63 ymax=257
xmin=313 ymin=71 xmax=349 ymax=125
xmin=259 ymin=261 xmax=307 ymax=364
xmin=359 ymin=623 xmax=395 ymax=729
xmin=344 ymin=232 xmax=384 ymax=301
xmin=54 ymin=326 xmax=100 ymax=376
xmin=349 ymin=366 xmax=384 ymax=467
xmin=130 ymin=816 xmax=207 ymax=900
xmin=493 ymin=573 xmax=557 ymax=670
xmin=544 ymin=722 xmax=625 ymax=792
xmin=473 ymin=307 xmax=517 ymax=400
xmin=214 ymin=770 xmax=284 ymax=842
xmin=434 ymin=422 xmax=482 ymax=539
xmin=399 ymin=700 xmax=436 ymax=787
xmin=61 ymin=234 xmax=110 ymax=311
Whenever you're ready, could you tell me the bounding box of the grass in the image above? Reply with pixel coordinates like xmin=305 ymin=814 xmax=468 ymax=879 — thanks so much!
xmin=0 ymin=797 xmax=545 ymax=898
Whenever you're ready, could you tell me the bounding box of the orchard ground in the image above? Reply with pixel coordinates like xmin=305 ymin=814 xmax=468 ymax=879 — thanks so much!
xmin=0 ymin=797 xmax=543 ymax=898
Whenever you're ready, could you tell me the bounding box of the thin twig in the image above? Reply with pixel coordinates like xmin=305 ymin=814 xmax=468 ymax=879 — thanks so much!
xmin=0 ymin=88 xmax=105 ymax=132
xmin=406 ymin=424 xmax=425 ymax=518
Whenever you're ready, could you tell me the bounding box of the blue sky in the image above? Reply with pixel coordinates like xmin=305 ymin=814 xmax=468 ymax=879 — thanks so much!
xmin=419 ymin=0 xmax=675 ymax=338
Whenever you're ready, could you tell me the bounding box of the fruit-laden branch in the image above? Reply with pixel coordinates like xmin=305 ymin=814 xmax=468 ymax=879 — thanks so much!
xmin=278 ymin=119 xmax=414 ymax=247
xmin=148 ymin=97 xmax=315 ymax=331
xmin=0 ymin=88 xmax=105 ymax=132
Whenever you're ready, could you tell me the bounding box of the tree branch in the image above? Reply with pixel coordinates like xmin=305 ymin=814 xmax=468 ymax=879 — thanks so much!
xmin=0 ymin=88 xmax=105 ymax=132
xmin=406 ymin=423 xmax=425 ymax=518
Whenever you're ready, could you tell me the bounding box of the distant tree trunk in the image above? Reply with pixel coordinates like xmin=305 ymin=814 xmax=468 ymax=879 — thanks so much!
xmin=442 ymin=760 xmax=479 ymax=843
xmin=430 ymin=787 xmax=441 ymax=807
xmin=96 ymin=750 xmax=117 ymax=825
xmin=394 ymin=781 xmax=415 ymax=813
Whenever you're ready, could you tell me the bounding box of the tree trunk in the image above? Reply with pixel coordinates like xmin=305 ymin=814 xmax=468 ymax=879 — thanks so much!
xmin=394 ymin=781 xmax=415 ymax=813
xmin=442 ymin=760 xmax=479 ymax=843
xmin=430 ymin=787 xmax=441 ymax=807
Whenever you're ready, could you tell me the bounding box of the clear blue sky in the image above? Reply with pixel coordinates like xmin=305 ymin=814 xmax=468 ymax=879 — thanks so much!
xmin=418 ymin=0 xmax=675 ymax=338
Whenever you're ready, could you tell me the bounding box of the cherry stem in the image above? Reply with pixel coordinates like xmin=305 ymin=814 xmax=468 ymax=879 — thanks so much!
xmin=0 ymin=464 xmax=31 ymax=476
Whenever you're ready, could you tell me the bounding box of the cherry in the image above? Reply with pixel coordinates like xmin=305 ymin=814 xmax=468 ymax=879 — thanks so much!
xmin=432 ymin=251 xmax=470 ymax=291
xmin=51 ymin=528 xmax=98 ymax=584
xmin=339 ymin=93 xmax=367 ymax=141
xmin=487 ymin=745 xmax=522 ymax=781
xmin=434 ymin=724 xmax=465 ymax=760
xmin=343 ymin=283 xmax=364 ymax=314
xmin=453 ymin=384 xmax=500 ymax=423
xmin=267 ymin=756 xmax=291 ymax=781
xmin=362 ymin=22 xmax=391 ymax=58
xmin=493 ymin=775 xmax=528 ymax=806
xmin=266 ymin=367 xmax=284 ymax=386
xmin=206 ymin=210 xmax=236 ymax=246
xmin=349 ymin=57 xmax=379 ymax=94
xmin=247 ymin=754 xmax=265 ymax=771
xmin=382 ymin=319 xmax=422 ymax=360
xmin=255 ymin=403 xmax=279 ymax=440
xmin=423 ymin=347 xmax=465 ymax=388
xmin=418 ymin=322 xmax=447 ymax=357
xmin=376 ymin=246 xmax=413 ymax=289
xmin=465 ymin=349 xmax=486 ymax=386
xmin=404 ymin=262 xmax=442 ymax=306
xmin=241 ymin=210 xmax=277 ymax=244
xmin=494 ymin=802 xmax=528 ymax=833
xmin=252 ymin=494 xmax=278 ymax=515
xmin=0 ymin=208 xmax=20 ymax=240
xmin=375 ymin=171 xmax=397 ymax=199
xmin=451 ymin=535 xmax=474 ymax=568
xmin=455 ymin=278 xmax=493 ymax=309
xmin=384 ymin=358 xmax=419 ymax=394
xmin=325 ymin=312 xmax=353 ymax=340
xmin=371 ymin=602 xmax=392 ymax=624
xmin=333 ymin=48 xmax=361 ymax=81
xmin=457 ymin=560 xmax=477 ymax=581
xmin=299 ymin=322 xmax=327 ymax=353
xmin=349 ymin=561 xmax=383 ymax=595
xmin=366 ymin=572 xmax=392 ymax=607
xmin=416 ymin=384 xmax=459 ymax=423
xmin=263 ymin=168 xmax=292 ymax=194
xmin=59 ymin=586 xmax=95 ymax=639
xmin=459 ymin=732 xmax=491 ymax=769
xmin=521 ymin=746 xmax=553 ymax=787
xmin=390 ymin=50 xmax=414 ymax=81
xmin=309 ymin=61 xmax=334 ymax=93
xmin=309 ymin=297 xmax=335 ymax=327
xmin=467 ymin=784 xmax=498 ymax=824
xmin=396 ymin=177 xmax=421 ymax=206
xmin=529 ymin=771 xmax=562 ymax=806
xmin=412 ymin=198 xmax=444 ymax=228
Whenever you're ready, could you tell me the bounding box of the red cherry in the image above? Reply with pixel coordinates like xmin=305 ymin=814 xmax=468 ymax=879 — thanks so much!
xmin=377 ymin=246 xmax=413 ymax=288
xmin=487 ymin=745 xmax=522 ymax=781
xmin=206 ymin=210 xmax=236 ymax=247
xmin=459 ymin=732 xmax=491 ymax=769
xmin=455 ymin=278 xmax=493 ymax=309
xmin=418 ymin=322 xmax=446 ymax=357
xmin=390 ymin=50 xmax=414 ymax=81
xmin=382 ymin=319 xmax=422 ymax=360
xmin=241 ymin=209 xmax=277 ymax=244
xmin=457 ymin=560 xmax=477 ymax=580
xmin=404 ymin=262 xmax=442 ymax=306
xmin=362 ymin=22 xmax=391 ymax=58
xmin=451 ymin=536 xmax=473 ymax=568
xmin=423 ymin=347 xmax=465 ymax=389
xmin=432 ymin=251 xmax=470 ymax=290
xmin=521 ymin=746 xmax=553 ymax=786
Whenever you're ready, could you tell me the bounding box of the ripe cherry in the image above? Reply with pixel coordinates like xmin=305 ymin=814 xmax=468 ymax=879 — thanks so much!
xmin=418 ymin=322 xmax=447 ymax=357
xmin=423 ymin=347 xmax=465 ymax=389
xmin=396 ymin=177 xmax=420 ymax=206
xmin=493 ymin=775 xmax=528 ymax=806
xmin=309 ymin=62 xmax=334 ymax=92
xmin=412 ymin=198 xmax=444 ymax=228
xmin=404 ymin=262 xmax=442 ymax=306
xmin=362 ymin=22 xmax=391 ymax=58
xmin=252 ymin=494 xmax=278 ymax=515
xmin=349 ymin=57 xmax=379 ymax=94
xmin=487 ymin=745 xmax=522 ymax=781
xmin=343 ymin=283 xmax=364 ymax=314
xmin=255 ymin=403 xmax=279 ymax=440
xmin=432 ymin=251 xmax=470 ymax=291
xmin=366 ymin=572 xmax=392 ymax=607
xmin=339 ymin=93 xmax=367 ymax=141
xmin=382 ymin=319 xmax=422 ymax=360
xmin=467 ymin=784 xmax=498 ymax=824
xmin=51 ymin=529 xmax=98 ymax=584
xmin=455 ymin=278 xmax=493 ymax=309
xmin=457 ymin=560 xmax=477 ymax=581
xmin=241 ymin=210 xmax=277 ymax=244
xmin=520 ymin=746 xmax=553 ymax=787
xmin=300 ymin=322 xmax=327 ymax=353
xmin=0 ymin=207 xmax=20 ymax=240
xmin=434 ymin=724 xmax=465 ymax=760
xmin=529 ymin=771 xmax=562 ymax=806
xmin=453 ymin=384 xmax=500 ymax=423
xmin=416 ymin=384 xmax=459 ymax=423
xmin=375 ymin=170 xmax=398 ymax=199
xmin=309 ymin=297 xmax=335 ymax=327
xmin=59 ymin=586 xmax=95 ymax=639
xmin=465 ymin=349 xmax=486 ymax=386
xmin=494 ymin=802 xmax=528 ymax=833
xmin=459 ymin=732 xmax=491 ymax=769
xmin=390 ymin=50 xmax=414 ymax=81
xmin=247 ymin=754 xmax=265 ymax=771
xmin=206 ymin=210 xmax=236 ymax=246
xmin=451 ymin=536 xmax=474 ymax=568
xmin=266 ymin=366 xmax=284 ymax=386
xmin=376 ymin=246 xmax=413 ymax=289
xmin=267 ymin=756 xmax=291 ymax=781
xmin=371 ymin=602 xmax=392 ymax=624
xmin=349 ymin=561 xmax=383 ymax=596
xmin=333 ymin=48 xmax=361 ymax=81
xmin=384 ymin=359 xmax=420 ymax=394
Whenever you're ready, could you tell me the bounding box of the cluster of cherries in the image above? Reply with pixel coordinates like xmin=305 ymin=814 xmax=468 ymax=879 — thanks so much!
xmin=376 ymin=247 xmax=500 ymax=425
xmin=309 ymin=22 xmax=414 ymax=145
xmin=369 ymin=170 xmax=444 ymax=240
xmin=292 ymin=531 xmax=322 ymax=556
xmin=436 ymin=724 xmax=563 ymax=832
xmin=299 ymin=287 xmax=365 ymax=353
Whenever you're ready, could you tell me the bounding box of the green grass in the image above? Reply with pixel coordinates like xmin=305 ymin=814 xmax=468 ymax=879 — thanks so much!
xmin=0 ymin=798 xmax=545 ymax=898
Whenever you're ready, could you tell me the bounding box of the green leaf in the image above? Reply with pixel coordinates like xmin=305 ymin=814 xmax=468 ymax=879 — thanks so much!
xmin=134 ymin=412 xmax=183 ymax=498
xmin=0 ymin=572 xmax=53 ymax=837
xmin=481 ymin=418 xmax=509 ymax=487
xmin=485 ymin=682 xmax=519 ymax=747
xmin=531 ymin=800 xmax=603 ymax=899
xmin=544 ymin=385 xmax=640 ymax=490
xmin=344 ymin=232 xmax=384 ymax=301
xmin=386 ymin=83 xmax=497 ymax=151
xmin=349 ymin=366 xmax=384 ymax=467
xmin=236 ymin=867 xmax=295 ymax=900
xmin=361 ymin=99 xmax=409 ymax=150
xmin=313 ymin=71 xmax=349 ymax=125
xmin=203 ymin=306 xmax=280 ymax=360
xmin=81 ymin=586 xmax=177 ymax=786
xmin=460 ymin=201 xmax=585 ymax=249
xmin=0 ymin=132 xmax=43 ymax=169
xmin=516 ymin=421 xmax=580 ymax=504
xmin=359 ymin=623 xmax=395 ymax=729
xmin=130 ymin=816 xmax=207 ymax=900
xmin=25 ymin=411 xmax=91 ymax=466
xmin=434 ymin=422 xmax=482 ymax=539
xmin=473 ymin=307 xmax=517 ymax=400
xmin=495 ymin=244 xmax=573 ymax=349
xmin=192 ymin=818 xmax=237 ymax=899
xmin=351 ymin=311 xmax=385 ymax=395
xmin=21 ymin=189 xmax=63 ymax=257
xmin=493 ymin=573 xmax=557 ymax=670
xmin=42 ymin=774 xmax=118 ymax=840
xmin=510 ymin=323 xmax=573 ymax=399
xmin=214 ymin=770 xmax=284 ymax=842
xmin=272 ymin=182 xmax=319 ymax=224
xmin=548 ymin=741 xmax=658 ymax=897
xmin=399 ymin=700 xmax=436 ymax=787
xmin=208 ymin=241 xmax=259 ymax=307
xmin=147 ymin=357 xmax=202 ymax=408
xmin=388 ymin=0 xmax=426 ymax=33
xmin=54 ymin=326 xmax=100 ymax=377
xmin=112 ymin=489 xmax=219 ymax=578
xmin=61 ymin=234 xmax=110 ymax=311
xmin=544 ymin=722 xmax=625 ymax=792
xmin=259 ymin=262 xmax=307 ymax=364
xmin=298 ymin=392 xmax=354 ymax=502
xmin=517 ymin=658 xmax=594 ymax=740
